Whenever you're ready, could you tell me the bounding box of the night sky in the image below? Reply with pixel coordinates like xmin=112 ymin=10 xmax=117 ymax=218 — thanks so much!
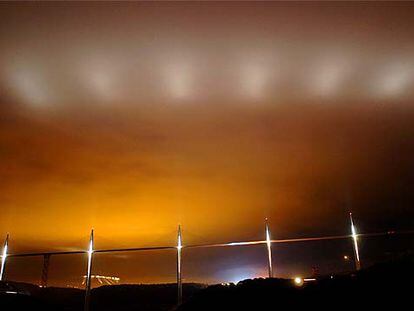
xmin=0 ymin=2 xmax=413 ymax=287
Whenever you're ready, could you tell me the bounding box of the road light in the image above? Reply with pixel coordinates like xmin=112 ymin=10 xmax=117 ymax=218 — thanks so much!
xmin=294 ymin=277 xmax=304 ymax=286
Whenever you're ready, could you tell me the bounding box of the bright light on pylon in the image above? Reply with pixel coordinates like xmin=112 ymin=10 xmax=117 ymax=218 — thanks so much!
xmin=0 ymin=234 xmax=9 ymax=281
xmin=84 ymin=229 xmax=94 ymax=311
xmin=265 ymin=219 xmax=273 ymax=278
xmin=88 ymin=232 xmax=94 ymax=256
xmin=176 ymin=225 xmax=183 ymax=305
xmin=177 ymin=225 xmax=182 ymax=251
xmin=349 ymin=213 xmax=361 ymax=270
xmin=86 ymin=229 xmax=94 ymax=286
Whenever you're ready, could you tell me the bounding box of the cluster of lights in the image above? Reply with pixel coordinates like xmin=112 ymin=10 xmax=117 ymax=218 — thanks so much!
xmin=84 ymin=275 xmax=120 ymax=281
xmin=82 ymin=274 xmax=120 ymax=285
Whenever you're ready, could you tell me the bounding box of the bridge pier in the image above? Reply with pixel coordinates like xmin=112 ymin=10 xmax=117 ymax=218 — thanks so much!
xmin=40 ymin=254 xmax=51 ymax=287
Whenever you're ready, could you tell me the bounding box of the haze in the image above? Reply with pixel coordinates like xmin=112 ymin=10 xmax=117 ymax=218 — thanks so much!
xmin=0 ymin=2 xmax=413 ymax=285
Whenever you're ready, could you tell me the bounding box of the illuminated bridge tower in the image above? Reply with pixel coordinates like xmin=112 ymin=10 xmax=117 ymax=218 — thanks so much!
xmin=84 ymin=229 xmax=94 ymax=311
xmin=0 ymin=234 xmax=9 ymax=281
xmin=176 ymin=225 xmax=183 ymax=305
xmin=265 ymin=219 xmax=273 ymax=278
xmin=349 ymin=213 xmax=361 ymax=271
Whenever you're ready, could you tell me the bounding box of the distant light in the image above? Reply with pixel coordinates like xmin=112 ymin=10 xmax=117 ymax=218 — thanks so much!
xmin=303 ymin=278 xmax=316 ymax=282
xmin=294 ymin=277 xmax=304 ymax=286
xmin=231 ymin=276 xmax=250 ymax=284
xmin=226 ymin=267 xmax=259 ymax=284
xmin=343 ymin=255 xmax=349 ymax=260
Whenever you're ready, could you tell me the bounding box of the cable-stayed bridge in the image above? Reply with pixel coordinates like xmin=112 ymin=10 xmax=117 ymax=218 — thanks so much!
xmin=1 ymin=213 xmax=413 ymax=310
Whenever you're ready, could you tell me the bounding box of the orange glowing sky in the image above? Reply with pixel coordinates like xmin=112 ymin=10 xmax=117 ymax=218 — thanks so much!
xmin=0 ymin=2 xmax=414 ymax=285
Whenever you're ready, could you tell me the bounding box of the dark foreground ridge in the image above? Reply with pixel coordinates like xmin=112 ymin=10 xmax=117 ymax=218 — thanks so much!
xmin=178 ymin=256 xmax=414 ymax=311
xmin=1 ymin=256 xmax=413 ymax=311
xmin=0 ymin=282 xmax=205 ymax=311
